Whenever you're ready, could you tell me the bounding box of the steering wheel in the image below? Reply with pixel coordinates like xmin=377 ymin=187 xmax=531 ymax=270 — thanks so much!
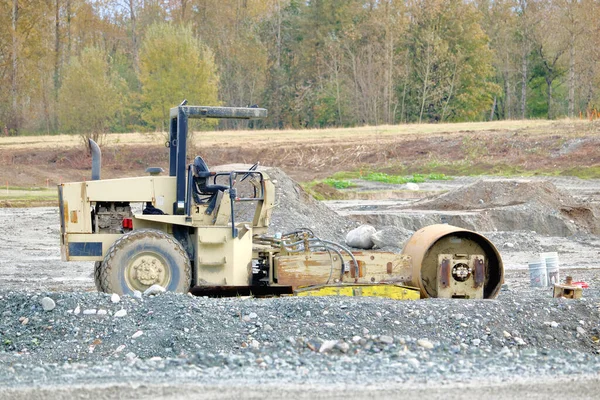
xmin=240 ymin=162 xmax=259 ymax=182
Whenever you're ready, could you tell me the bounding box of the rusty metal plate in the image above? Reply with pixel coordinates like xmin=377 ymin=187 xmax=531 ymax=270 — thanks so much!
xmin=275 ymin=251 xmax=412 ymax=289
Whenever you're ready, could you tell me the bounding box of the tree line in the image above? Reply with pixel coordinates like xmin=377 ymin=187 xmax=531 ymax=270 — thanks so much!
xmin=1 ymin=0 xmax=599 ymax=136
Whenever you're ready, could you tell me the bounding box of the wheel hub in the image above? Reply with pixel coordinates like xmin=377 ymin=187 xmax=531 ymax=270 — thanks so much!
xmin=131 ymin=256 xmax=166 ymax=286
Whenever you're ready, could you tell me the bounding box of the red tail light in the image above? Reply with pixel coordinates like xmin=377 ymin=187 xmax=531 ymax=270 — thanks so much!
xmin=122 ymin=218 xmax=133 ymax=229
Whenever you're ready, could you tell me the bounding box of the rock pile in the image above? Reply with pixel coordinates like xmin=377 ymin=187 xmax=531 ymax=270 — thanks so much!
xmin=0 ymin=286 xmax=599 ymax=388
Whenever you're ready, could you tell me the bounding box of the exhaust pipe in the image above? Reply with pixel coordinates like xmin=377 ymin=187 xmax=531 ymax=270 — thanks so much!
xmin=89 ymin=139 xmax=101 ymax=180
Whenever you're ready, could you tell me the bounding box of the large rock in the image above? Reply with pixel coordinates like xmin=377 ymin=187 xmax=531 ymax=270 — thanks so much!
xmin=371 ymin=226 xmax=414 ymax=249
xmin=345 ymin=225 xmax=377 ymax=249
xmin=41 ymin=297 xmax=55 ymax=311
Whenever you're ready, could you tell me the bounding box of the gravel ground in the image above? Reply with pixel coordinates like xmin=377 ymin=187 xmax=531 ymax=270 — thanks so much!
xmin=1 ymin=172 xmax=600 ymax=398
xmin=1 ymin=287 xmax=599 ymax=394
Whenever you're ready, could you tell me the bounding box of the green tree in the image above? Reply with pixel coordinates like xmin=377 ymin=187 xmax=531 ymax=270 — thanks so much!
xmin=57 ymin=47 xmax=122 ymax=147
xmin=406 ymin=0 xmax=498 ymax=122
xmin=139 ymin=23 xmax=219 ymax=131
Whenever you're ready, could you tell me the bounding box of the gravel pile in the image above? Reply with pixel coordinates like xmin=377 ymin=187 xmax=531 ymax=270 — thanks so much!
xmin=265 ymin=167 xmax=357 ymax=241
xmin=406 ymin=179 xmax=600 ymax=236
xmin=1 ymin=283 xmax=599 ymax=388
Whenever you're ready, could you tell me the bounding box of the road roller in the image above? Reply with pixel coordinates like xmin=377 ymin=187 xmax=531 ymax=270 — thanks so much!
xmin=58 ymin=103 xmax=503 ymax=299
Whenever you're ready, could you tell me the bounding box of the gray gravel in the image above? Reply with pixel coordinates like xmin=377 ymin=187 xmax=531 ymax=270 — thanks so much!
xmin=1 ymin=285 xmax=599 ymax=390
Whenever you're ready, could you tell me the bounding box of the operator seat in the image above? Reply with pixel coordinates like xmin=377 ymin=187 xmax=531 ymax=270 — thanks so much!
xmin=192 ymin=156 xmax=229 ymax=214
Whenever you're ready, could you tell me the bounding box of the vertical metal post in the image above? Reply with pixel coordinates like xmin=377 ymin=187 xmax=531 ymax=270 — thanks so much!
xmin=174 ymin=107 xmax=188 ymax=214
xmin=169 ymin=116 xmax=178 ymax=177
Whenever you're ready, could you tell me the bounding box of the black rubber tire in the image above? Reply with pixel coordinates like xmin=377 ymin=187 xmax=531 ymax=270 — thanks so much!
xmin=99 ymin=229 xmax=191 ymax=295
xmin=94 ymin=261 xmax=105 ymax=292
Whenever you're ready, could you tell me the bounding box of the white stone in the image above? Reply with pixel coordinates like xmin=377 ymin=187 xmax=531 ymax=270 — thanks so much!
xmin=249 ymin=312 xmax=258 ymax=319
xmin=577 ymin=326 xmax=586 ymax=335
xmin=41 ymin=297 xmax=55 ymax=311
xmin=345 ymin=225 xmax=377 ymax=249
xmin=407 ymin=358 xmax=420 ymax=368
xmin=336 ymin=342 xmax=350 ymax=353
xmin=143 ymin=285 xmax=166 ymax=296
xmin=74 ymin=306 xmax=81 ymax=315
xmin=131 ymin=330 xmax=144 ymax=339
xmin=83 ymin=309 xmax=97 ymax=315
xmin=550 ymin=321 xmax=559 ymax=328
xmin=97 ymin=309 xmax=107 ymax=316
xmin=471 ymin=339 xmax=481 ymax=346
xmin=351 ymin=336 xmax=362 ymax=344
xmin=114 ymin=309 xmax=127 ymax=318
xmin=503 ymin=331 xmax=511 ymax=338
xmin=111 ymin=293 xmax=121 ymax=304
xmin=380 ymin=335 xmax=394 ymax=345
xmin=417 ymin=339 xmax=434 ymax=349
xmin=406 ymin=182 xmax=419 ymax=191
xmin=114 ymin=345 xmax=126 ymax=353
xmin=371 ymin=226 xmax=414 ymax=249
xmin=32 ymin=366 xmax=45 ymax=374
xmin=133 ymin=290 xmax=143 ymax=300
xmin=319 ymin=340 xmax=338 ymax=353
xmin=515 ymin=337 xmax=526 ymax=346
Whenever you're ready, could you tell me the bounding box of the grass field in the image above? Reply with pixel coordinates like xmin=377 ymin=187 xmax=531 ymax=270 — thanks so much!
xmin=0 ymin=119 xmax=575 ymax=150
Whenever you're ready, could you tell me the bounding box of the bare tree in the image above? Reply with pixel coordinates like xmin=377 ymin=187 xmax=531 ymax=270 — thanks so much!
xmin=10 ymin=0 xmax=19 ymax=135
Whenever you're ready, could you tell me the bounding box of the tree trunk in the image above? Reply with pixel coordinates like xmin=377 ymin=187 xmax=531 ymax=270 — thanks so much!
xmin=400 ymin=65 xmax=408 ymax=123
xmin=129 ymin=0 xmax=139 ymax=74
xmin=568 ymin=33 xmax=575 ymax=118
xmin=180 ymin=0 xmax=188 ymax=22
xmin=54 ymin=0 xmax=60 ymax=94
xmin=521 ymin=44 xmax=527 ymax=120
xmin=333 ymin=54 xmax=342 ymax=126
xmin=490 ymin=96 xmax=497 ymax=121
xmin=419 ymin=41 xmax=432 ymax=124
xmin=546 ymin=76 xmax=553 ymax=119
xmin=504 ymin=54 xmax=511 ymax=119
xmin=10 ymin=0 xmax=19 ymax=135
xmin=66 ymin=0 xmax=71 ymax=57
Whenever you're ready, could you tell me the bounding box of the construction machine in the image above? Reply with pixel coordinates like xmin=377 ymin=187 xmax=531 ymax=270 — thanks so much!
xmin=58 ymin=104 xmax=504 ymax=299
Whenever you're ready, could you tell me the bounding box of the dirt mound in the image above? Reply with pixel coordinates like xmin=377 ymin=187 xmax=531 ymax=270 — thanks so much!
xmin=411 ymin=179 xmax=574 ymax=211
xmin=408 ymin=179 xmax=600 ymax=235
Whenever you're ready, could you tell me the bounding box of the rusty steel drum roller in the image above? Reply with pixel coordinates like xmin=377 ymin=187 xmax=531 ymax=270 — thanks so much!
xmin=401 ymin=224 xmax=504 ymax=299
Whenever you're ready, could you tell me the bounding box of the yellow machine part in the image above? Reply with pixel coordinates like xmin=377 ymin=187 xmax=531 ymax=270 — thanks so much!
xmin=294 ymin=284 xmax=420 ymax=300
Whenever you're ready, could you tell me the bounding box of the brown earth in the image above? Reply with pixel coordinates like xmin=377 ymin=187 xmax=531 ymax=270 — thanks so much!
xmin=1 ymin=120 xmax=599 ymax=188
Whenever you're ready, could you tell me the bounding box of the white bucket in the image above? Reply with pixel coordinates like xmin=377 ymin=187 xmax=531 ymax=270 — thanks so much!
xmin=541 ymin=252 xmax=560 ymax=285
xmin=528 ymin=260 xmax=548 ymax=287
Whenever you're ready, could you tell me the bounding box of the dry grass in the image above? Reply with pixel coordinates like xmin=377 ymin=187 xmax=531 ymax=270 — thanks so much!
xmin=0 ymin=119 xmax=572 ymax=151
xmin=0 ymin=188 xmax=58 ymax=207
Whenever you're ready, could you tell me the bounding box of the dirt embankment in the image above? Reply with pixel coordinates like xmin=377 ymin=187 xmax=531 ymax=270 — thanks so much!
xmin=1 ymin=120 xmax=599 ymax=187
